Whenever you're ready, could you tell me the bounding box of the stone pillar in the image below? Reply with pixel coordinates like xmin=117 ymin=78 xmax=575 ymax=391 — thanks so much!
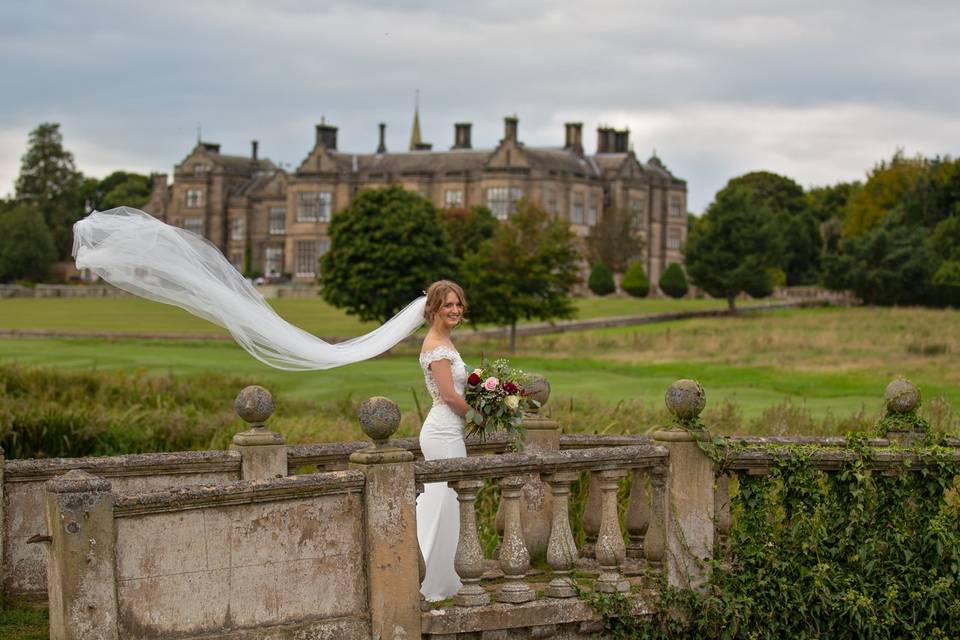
xmin=230 ymin=385 xmax=287 ymax=480
xmin=880 ymin=378 xmax=925 ymax=446
xmin=653 ymin=379 xmax=714 ymax=589
xmin=625 ymin=468 xmax=650 ymax=559
xmin=349 ymin=397 xmax=421 ymax=640
xmin=451 ymin=479 xmax=489 ymax=607
xmin=0 ymin=445 xmax=5 ymax=592
xmin=593 ymin=469 xmax=629 ymax=593
xmin=44 ymin=470 xmax=119 ymax=640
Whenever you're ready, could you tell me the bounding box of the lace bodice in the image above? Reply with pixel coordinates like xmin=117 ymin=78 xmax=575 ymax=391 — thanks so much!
xmin=419 ymin=345 xmax=468 ymax=407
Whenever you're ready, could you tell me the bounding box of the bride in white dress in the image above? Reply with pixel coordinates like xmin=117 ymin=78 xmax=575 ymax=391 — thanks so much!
xmin=417 ymin=280 xmax=472 ymax=601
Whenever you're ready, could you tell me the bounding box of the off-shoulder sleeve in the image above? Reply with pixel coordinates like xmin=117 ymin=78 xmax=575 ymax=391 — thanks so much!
xmin=418 ymin=345 xmax=459 ymax=368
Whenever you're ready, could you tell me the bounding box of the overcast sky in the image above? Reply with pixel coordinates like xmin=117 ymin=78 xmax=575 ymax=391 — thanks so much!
xmin=2 ymin=0 xmax=958 ymax=212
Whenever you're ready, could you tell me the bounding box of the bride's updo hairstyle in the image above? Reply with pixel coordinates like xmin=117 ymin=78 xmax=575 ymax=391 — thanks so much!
xmin=424 ymin=280 xmax=468 ymax=324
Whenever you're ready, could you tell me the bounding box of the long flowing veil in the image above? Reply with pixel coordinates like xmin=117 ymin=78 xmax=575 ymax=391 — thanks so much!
xmin=72 ymin=207 xmax=426 ymax=370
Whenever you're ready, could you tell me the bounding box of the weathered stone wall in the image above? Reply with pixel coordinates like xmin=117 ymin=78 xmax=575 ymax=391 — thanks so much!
xmin=111 ymin=472 xmax=368 ymax=638
xmin=3 ymin=451 xmax=240 ymax=598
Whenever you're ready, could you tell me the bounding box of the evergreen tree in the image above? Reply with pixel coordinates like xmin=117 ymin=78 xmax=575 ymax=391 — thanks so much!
xmin=659 ymin=262 xmax=688 ymax=298
xmin=319 ymin=186 xmax=456 ymax=323
xmin=0 ymin=203 xmax=57 ymax=282
xmin=621 ymin=262 xmax=650 ymax=298
xmin=14 ymin=123 xmax=85 ymax=259
xmin=460 ymin=201 xmax=579 ymax=351
xmin=587 ymin=263 xmax=615 ymax=296
xmin=684 ymin=185 xmax=778 ymax=313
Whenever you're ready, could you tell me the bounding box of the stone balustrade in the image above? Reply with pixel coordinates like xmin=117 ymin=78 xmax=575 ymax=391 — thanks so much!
xmin=6 ymin=376 xmax=958 ymax=639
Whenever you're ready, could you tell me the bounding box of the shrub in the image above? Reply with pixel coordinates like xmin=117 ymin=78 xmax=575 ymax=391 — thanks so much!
xmin=658 ymin=262 xmax=688 ymax=298
xmin=621 ymin=262 xmax=650 ymax=298
xmin=587 ymin=263 xmax=615 ymax=296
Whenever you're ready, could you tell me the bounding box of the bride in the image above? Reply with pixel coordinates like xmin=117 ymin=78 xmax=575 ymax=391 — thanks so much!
xmin=417 ymin=280 xmax=470 ymax=601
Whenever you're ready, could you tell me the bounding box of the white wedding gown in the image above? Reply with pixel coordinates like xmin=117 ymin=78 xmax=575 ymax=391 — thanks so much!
xmin=417 ymin=345 xmax=467 ymax=601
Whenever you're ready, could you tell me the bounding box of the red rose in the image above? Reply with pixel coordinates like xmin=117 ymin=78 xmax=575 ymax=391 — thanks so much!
xmin=468 ymin=372 xmax=482 ymax=386
xmin=503 ymin=381 xmax=518 ymax=394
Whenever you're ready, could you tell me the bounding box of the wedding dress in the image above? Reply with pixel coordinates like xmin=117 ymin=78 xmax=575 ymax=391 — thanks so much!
xmin=417 ymin=345 xmax=468 ymax=601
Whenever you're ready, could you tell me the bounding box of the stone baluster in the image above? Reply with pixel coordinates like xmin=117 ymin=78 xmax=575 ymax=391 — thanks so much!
xmin=452 ymin=479 xmax=490 ymax=606
xmin=593 ymin=469 xmax=630 ymax=593
xmin=625 ymin=468 xmax=650 ymax=559
xmin=714 ymin=473 xmax=732 ymax=552
xmin=348 ymin=397 xmax=421 ymax=638
xmin=496 ymin=475 xmax=535 ymax=603
xmin=231 ymin=385 xmax=287 ymax=480
xmin=543 ymin=471 xmax=579 ymax=598
xmin=580 ymin=477 xmax=601 ymax=558
xmin=645 ymin=466 xmax=667 ymax=570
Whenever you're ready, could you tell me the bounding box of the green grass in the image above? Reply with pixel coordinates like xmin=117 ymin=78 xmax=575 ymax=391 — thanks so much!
xmin=0 ymin=296 xmax=726 ymax=337
xmin=0 ymin=600 xmax=47 ymax=640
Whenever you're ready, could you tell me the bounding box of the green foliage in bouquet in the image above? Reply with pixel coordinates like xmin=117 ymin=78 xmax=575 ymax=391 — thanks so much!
xmin=463 ymin=359 xmax=539 ymax=450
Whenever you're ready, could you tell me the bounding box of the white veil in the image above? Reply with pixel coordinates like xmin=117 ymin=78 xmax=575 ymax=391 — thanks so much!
xmin=72 ymin=207 xmax=426 ymax=370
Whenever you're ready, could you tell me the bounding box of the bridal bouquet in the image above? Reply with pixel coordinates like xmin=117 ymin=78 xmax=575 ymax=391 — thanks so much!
xmin=464 ymin=358 xmax=538 ymax=449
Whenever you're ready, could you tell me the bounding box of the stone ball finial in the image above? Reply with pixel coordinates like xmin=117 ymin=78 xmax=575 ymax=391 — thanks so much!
xmin=884 ymin=378 xmax=920 ymax=414
xmin=525 ymin=375 xmax=551 ymax=410
xmin=665 ymin=379 xmax=706 ymax=421
xmin=358 ymin=396 xmax=401 ymax=445
xmin=235 ymin=385 xmax=274 ymax=426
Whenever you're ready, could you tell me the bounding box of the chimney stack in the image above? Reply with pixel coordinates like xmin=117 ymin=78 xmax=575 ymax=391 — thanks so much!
xmin=564 ymin=122 xmax=583 ymax=155
xmin=377 ymin=123 xmax=387 ymax=153
xmin=316 ymin=121 xmax=338 ymax=150
xmin=503 ymin=116 xmax=519 ymax=143
xmin=614 ymin=129 xmax=629 ymax=153
xmin=251 ymin=140 xmax=258 ymax=161
xmin=453 ymin=123 xmax=472 ymax=149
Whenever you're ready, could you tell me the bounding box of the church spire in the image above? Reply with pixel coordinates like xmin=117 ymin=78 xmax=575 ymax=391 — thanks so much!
xmin=409 ymin=89 xmax=422 ymax=151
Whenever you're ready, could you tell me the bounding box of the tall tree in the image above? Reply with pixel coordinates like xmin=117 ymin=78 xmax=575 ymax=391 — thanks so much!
xmin=14 ymin=123 xmax=85 ymax=259
xmin=684 ymin=185 xmax=779 ymax=313
xmin=86 ymin=171 xmax=153 ymax=211
xmin=461 ymin=201 xmax=579 ymax=351
xmin=0 ymin=203 xmax=57 ymax=282
xmin=843 ymin=151 xmax=927 ymax=237
xmin=724 ymin=171 xmax=821 ymax=285
xmin=319 ymin=186 xmax=456 ymax=323
xmin=441 ymin=205 xmax=499 ymax=258
xmin=585 ymin=207 xmax=643 ymax=274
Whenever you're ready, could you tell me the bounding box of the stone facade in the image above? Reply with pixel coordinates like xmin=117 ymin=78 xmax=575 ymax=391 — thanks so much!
xmin=145 ymin=115 xmax=688 ymax=285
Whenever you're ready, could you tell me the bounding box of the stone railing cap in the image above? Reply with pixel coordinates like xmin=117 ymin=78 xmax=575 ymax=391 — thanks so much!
xmin=235 ymin=385 xmax=275 ymax=424
xmin=45 ymin=469 xmax=112 ymax=494
xmin=884 ymin=378 xmax=920 ymax=415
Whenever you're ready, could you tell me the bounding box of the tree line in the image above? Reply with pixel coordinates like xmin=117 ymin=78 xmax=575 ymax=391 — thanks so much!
xmin=0 ymin=123 xmax=152 ymax=282
xmin=685 ymin=154 xmax=960 ymax=311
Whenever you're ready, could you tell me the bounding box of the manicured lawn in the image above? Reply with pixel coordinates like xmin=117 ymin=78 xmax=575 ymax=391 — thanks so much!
xmin=0 ymin=296 xmax=728 ymax=338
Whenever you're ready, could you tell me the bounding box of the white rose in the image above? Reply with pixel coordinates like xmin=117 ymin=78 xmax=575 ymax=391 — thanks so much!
xmin=504 ymin=395 xmax=520 ymax=410
xmin=472 ymin=368 xmax=484 ymax=376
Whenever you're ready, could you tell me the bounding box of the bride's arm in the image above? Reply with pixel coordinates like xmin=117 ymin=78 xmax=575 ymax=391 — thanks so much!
xmin=430 ymin=360 xmax=471 ymax=417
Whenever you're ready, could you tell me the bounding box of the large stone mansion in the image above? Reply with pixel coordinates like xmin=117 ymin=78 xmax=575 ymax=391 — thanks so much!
xmin=144 ymin=113 xmax=688 ymax=284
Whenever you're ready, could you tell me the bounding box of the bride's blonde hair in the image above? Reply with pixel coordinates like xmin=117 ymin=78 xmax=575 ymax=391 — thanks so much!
xmin=424 ymin=280 xmax=468 ymax=324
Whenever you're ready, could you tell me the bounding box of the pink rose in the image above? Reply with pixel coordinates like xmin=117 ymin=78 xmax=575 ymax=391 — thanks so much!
xmin=482 ymin=376 xmax=499 ymax=392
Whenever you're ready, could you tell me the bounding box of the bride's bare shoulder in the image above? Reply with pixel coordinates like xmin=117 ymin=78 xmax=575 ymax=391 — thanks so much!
xmin=420 ymin=337 xmax=455 ymax=355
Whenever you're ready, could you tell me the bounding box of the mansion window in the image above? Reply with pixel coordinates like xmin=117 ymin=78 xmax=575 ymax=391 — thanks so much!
xmin=545 ymin=189 xmax=558 ymax=215
xmin=264 ymin=247 xmax=283 ymax=277
xmin=193 ymin=164 xmax=209 ymax=176
xmin=444 ymin=189 xmax=463 ymax=208
xmin=667 ymin=227 xmax=682 ymax=250
xmin=570 ymin=196 xmax=585 ymax=225
xmin=297 ymin=191 xmax=333 ymax=222
xmin=183 ymin=217 xmax=204 ymax=236
xmin=229 ymin=218 xmax=245 ymax=242
xmin=269 ymin=207 xmax=286 ymax=235
xmin=295 ymin=240 xmax=318 ymax=277
xmin=586 ymin=194 xmax=598 ymax=226
xmin=186 ymin=189 xmax=204 ymax=208
xmin=669 ymin=197 xmax=683 ymax=218
xmin=629 ymin=199 xmax=646 ymax=229
xmin=486 ymin=187 xmax=523 ymax=220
